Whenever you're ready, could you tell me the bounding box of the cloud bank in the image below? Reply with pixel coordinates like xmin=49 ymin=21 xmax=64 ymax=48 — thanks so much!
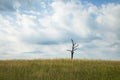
xmin=0 ymin=0 xmax=120 ymax=60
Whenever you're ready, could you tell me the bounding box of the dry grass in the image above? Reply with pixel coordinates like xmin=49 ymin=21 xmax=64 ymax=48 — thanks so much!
xmin=0 ymin=59 xmax=120 ymax=80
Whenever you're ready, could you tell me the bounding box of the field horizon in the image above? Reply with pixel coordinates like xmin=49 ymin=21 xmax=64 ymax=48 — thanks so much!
xmin=0 ymin=59 xmax=120 ymax=80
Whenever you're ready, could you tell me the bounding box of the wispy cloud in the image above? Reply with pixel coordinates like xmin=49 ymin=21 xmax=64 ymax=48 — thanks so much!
xmin=0 ymin=0 xmax=120 ymax=60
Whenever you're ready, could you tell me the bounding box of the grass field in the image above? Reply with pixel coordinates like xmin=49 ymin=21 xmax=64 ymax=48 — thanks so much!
xmin=0 ymin=59 xmax=120 ymax=80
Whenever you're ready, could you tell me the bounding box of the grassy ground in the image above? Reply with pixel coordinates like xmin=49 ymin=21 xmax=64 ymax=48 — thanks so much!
xmin=0 ymin=59 xmax=120 ymax=80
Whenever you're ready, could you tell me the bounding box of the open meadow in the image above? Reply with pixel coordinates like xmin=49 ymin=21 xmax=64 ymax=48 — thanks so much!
xmin=0 ymin=59 xmax=120 ymax=80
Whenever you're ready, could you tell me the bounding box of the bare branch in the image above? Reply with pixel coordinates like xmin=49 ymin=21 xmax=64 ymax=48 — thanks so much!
xmin=67 ymin=50 xmax=71 ymax=52
xmin=74 ymin=48 xmax=78 ymax=51
xmin=71 ymin=39 xmax=74 ymax=44
xmin=67 ymin=39 xmax=79 ymax=59
xmin=74 ymin=42 xmax=76 ymax=45
xmin=74 ymin=44 xmax=79 ymax=48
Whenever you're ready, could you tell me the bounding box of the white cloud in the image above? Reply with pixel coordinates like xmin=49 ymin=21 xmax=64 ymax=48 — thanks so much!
xmin=14 ymin=0 xmax=21 ymax=9
xmin=0 ymin=0 xmax=120 ymax=60
xmin=50 ymin=1 xmax=91 ymax=37
xmin=40 ymin=2 xmax=47 ymax=8
xmin=96 ymin=4 xmax=120 ymax=30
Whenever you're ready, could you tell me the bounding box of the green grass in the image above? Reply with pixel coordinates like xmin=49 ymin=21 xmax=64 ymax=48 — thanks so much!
xmin=0 ymin=59 xmax=120 ymax=80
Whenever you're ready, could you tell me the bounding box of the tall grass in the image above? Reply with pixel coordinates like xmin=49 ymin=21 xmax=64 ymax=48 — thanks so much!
xmin=0 ymin=59 xmax=120 ymax=80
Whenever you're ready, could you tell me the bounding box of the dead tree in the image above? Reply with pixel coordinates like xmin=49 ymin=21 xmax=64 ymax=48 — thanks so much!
xmin=67 ymin=39 xmax=79 ymax=59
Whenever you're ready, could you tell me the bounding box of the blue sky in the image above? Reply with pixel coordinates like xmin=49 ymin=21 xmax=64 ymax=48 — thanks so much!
xmin=0 ymin=0 xmax=120 ymax=60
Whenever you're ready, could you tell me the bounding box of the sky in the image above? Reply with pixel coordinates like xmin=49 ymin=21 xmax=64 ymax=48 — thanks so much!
xmin=0 ymin=0 xmax=120 ymax=60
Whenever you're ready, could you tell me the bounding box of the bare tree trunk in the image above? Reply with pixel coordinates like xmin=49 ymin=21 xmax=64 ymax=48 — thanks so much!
xmin=67 ymin=39 xmax=79 ymax=60
xmin=71 ymin=51 xmax=73 ymax=59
